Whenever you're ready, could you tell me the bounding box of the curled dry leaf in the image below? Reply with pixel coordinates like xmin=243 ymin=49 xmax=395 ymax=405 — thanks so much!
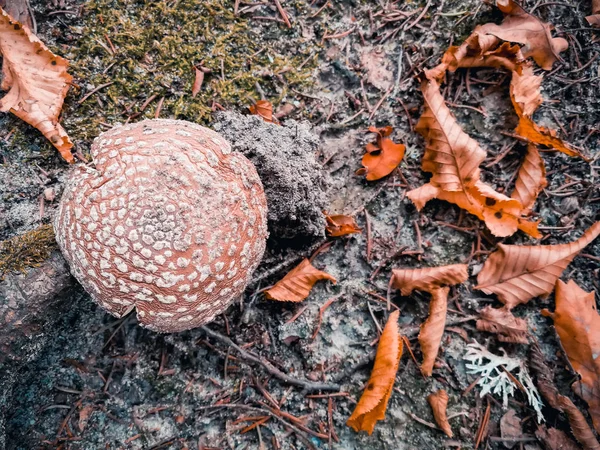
xmin=407 ymin=181 xmax=541 ymax=238
xmin=325 ymin=213 xmax=362 ymax=237
xmin=415 ymin=78 xmax=485 ymax=192
xmin=548 ymin=280 xmax=600 ymax=434
xmin=0 ymin=8 xmax=73 ymax=162
xmin=477 ymin=305 xmax=529 ymax=344
xmin=264 ymin=258 xmax=336 ymax=302
xmin=510 ymin=144 xmax=547 ymax=214
xmin=392 ymin=264 xmax=468 ymax=376
xmin=535 ymin=426 xmax=581 ymax=450
xmin=427 ymin=389 xmax=453 ymax=437
xmin=347 ymin=310 xmax=402 ymax=434
xmin=500 ymin=409 xmax=523 ymax=449
xmin=358 ymin=126 xmax=405 ymax=181
xmin=475 ymin=221 xmax=600 ymax=309
xmin=529 ymin=342 xmax=600 ymax=450
xmin=249 ymin=100 xmax=279 ymax=124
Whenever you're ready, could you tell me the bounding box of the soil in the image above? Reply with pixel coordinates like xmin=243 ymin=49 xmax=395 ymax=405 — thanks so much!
xmin=0 ymin=0 xmax=599 ymax=449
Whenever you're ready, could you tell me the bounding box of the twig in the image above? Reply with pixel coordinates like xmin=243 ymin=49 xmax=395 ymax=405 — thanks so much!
xmin=273 ymin=0 xmax=292 ymax=27
xmin=77 ymin=82 xmax=114 ymax=105
xmin=200 ymin=326 xmax=340 ymax=393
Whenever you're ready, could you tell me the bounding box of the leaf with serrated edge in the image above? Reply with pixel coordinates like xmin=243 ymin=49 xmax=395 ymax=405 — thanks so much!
xmin=428 ymin=389 xmax=453 ymax=437
xmin=265 ymin=258 xmax=336 ymax=302
xmin=347 ymin=310 xmax=402 ymax=434
xmin=477 ymin=305 xmax=529 ymax=344
xmin=511 ymin=144 xmax=547 ymax=214
xmin=475 ymin=222 xmax=600 ymax=309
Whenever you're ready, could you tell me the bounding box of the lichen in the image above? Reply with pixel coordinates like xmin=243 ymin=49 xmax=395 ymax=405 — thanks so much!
xmin=0 ymin=224 xmax=57 ymax=281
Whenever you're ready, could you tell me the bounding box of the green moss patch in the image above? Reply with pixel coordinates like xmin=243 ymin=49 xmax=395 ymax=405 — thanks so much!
xmin=0 ymin=224 xmax=57 ymax=280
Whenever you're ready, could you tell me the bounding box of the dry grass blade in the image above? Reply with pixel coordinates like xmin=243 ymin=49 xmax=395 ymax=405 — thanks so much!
xmin=416 ymin=78 xmax=486 ymax=192
xmin=0 ymin=8 xmax=73 ymax=162
xmin=510 ymin=144 xmax=547 ymax=214
xmin=265 ymin=258 xmax=336 ymax=302
xmin=475 ymin=221 xmax=600 ymax=309
xmin=477 ymin=306 xmax=529 ymax=344
xmin=427 ymin=389 xmax=453 ymax=437
xmin=347 ymin=310 xmax=402 ymax=434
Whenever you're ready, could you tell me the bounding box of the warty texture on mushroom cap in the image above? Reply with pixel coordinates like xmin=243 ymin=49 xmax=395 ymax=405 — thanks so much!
xmin=54 ymin=119 xmax=268 ymax=332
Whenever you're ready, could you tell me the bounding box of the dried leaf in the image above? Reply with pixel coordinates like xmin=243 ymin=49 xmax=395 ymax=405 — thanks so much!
xmin=78 ymin=404 xmax=94 ymax=432
xmin=550 ymin=280 xmax=600 ymax=434
xmin=529 ymin=342 xmax=600 ymax=450
xmin=191 ymin=66 xmax=204 ymax=98
xmin=416 ymin=78 xmax=486 ymax=192
xmin=480 ymin=0 xmax=568 ymax=71
xmin=359 ymin=126 xmax=405 ymax=181
xmin=477 ymin=306 xmax=529 ymax=344
xmin=0 ymin=0 xmax=33 ymax=30
xmin=264 ymin=258 xmax=336 ymax=302
xmin=510 ymin=64 xmax=543 ymax=118
xmin=249 ymin=100 xmax=279 ymax=124
xmin=511 ymin=144 xmax=547 ymax=214
xmin=535 ymin=426 xmax=581 ymax=450
xmin=325 ymin=214 xmax=362 ymax=237
xmin=475 ymin=222 xmax=600 ymax=309
xmin=500 ymin=409 xmax=523 ymax=449
xmin=407 ymin=181 xmax=541 ymax=238
xmin=514 ymin=116 xmax=586 ymax=160
xmin=428 ymin=389 xmax=453 ymax=437
xmin=392 ymin=264 xmax=468 ymax=376
xmin=347 ymin=310 xmax=402 ymax=434
xmin=0 ymin=8 xmax=73 ymax=162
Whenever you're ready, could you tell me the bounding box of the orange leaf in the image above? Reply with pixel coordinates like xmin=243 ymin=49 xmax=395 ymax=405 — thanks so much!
xmin=510 ymin=64 xmax=543 ymax=118
xmin=249 ymin=100 xmax=279 ymax=124
xmin=407 ymin=181 xmax=541 ymax=238
xmin=551 ymin=280 xmax=600 ymax=434
xmin=428 ymin=389 xmax=453 ymax=437
xmin=325 ymin=214 xmax=362 ymax=237
xmin=264 ymin=258 xmax=336 ymax=302
xmin=416 ymin=78 xmax=485 ymax=192
xmin=510 ymin=144 xmax=547 ymax=214
xmin=359 ymin=126 xmax=405 ymax=181
xmin=0 ymin=8 xmax=73 ymax=163
xmin=392 ymin=264 xmax=468 ymax=376
xmin=347 ymin=310 xmax=402 ymax=434
xmin=515 ymin=116 xmax=587 ymax=160
xmin=475 ymin=222 xmax=600 ymax=309
xmin=476 ymin=305 xmax=529 ymax=344
xmin=191 ymin=66 xmax=204 ymax=98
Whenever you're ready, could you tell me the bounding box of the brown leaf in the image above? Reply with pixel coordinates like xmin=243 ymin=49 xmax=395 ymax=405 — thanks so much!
xmin=480 ymin=0 xmax=568 ymax=70
xmin=550 ymin=280 xmax=600 ymax=434
xmin=249 ymin=100 xmax=279 ymax=124
xmin=511 ymin=144 xmax=547 ymax=214
xmin=0 ymin=8 xmax=73 ymax=162
xmin=359 ymin=126 xmax=405 ymax=181
xmin=477 ymin=305 xmax=529 ymax=344
xmin=428 ymin=389 xmax=453 ymax=437
xmin=475 ymin=221 xmax=600 ymax=309
xmin=347 ymin=310 xmax=402 ymax=434
xmin=325 ymin=214 xmax=362 ymax=237
xmin=500 ymin=409 xmax=523 ymax=449
xmin=407 ymin=181 xmax=541 ymax=238
xmin=586 ymin=14 xmax=600 ymax=27
xmin=0 ymin=0 xmax=33 ymax=30
xmin=392 ymin=264 xmax=468 ymax=376
xmin=535 ymin=426 xmax=581 ymax=450
xmin=416 ymin=78 xmax=486 ymax=192
xmin=191 ymin=66 xmax=204 ymax=98
xmin=78 ymin=404 xmax=94 ymax=432
xmin=264 ymin=258 xmax=336 ymax=302
xmin=529 ymin=342 xmax=600 ymax=450
xmin=514 ymin=116 xmax=586 ymax=160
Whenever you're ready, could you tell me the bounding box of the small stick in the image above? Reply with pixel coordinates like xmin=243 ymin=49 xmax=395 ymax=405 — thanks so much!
xmin=273 ymin=0 xmax=292 ymax=27
xmin=77 ymin=82 xmax=114 ymax=105
xmin=200 ymin=326 xmax=340 ymax=393
xmin=364 ymin=208 xmax=373 ymax=262
xmin=154 ymin=96 xmax=165 ymax=118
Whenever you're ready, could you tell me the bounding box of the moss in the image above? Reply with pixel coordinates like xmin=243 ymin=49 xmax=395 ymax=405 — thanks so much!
xmin=0 ymin=224 xmax=57 ymax=281
xmin=61 ymin=0 xmax=319 ymax=150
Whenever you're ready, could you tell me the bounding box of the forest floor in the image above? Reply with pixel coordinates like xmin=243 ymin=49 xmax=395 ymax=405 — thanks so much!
xmin=0 ymin=0 xmax=599 ymax=449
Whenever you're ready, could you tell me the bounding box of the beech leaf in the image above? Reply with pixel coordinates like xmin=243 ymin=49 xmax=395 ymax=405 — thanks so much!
xmin=392 ymin=264 xmax=468 ymax=376
xmin=359 ymin=126 xmax=405 ymax=181
xmin=264 ymin=258 xmax=336 ymax=302
xmin=347 ymin=310 xmax=402 ymax=434
xmin=475 ymin=221 xmax=600 ymax=309
xmin=550 ymin=280 xmax=600 ymax=434
xmin=249 ymin=99 xmax=279 ymax=124
xmin=325 ymin=214 xmax=362 ymax=237
xmin=477 ymin=306 xmax=529 ymax=344
xmin=510 ymin=144 xmax=547 ymax=214
xmin=427 ymin=389 xmax=453 ymax=437
xmin=535 ymin=426 xmax=581 ymax=450
xmin=0 ymin=8 xmax=73 ymax=163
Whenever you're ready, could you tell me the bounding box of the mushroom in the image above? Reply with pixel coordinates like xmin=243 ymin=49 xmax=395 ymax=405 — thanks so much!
xmin=54 ymin=119 xmax=268 ymax=332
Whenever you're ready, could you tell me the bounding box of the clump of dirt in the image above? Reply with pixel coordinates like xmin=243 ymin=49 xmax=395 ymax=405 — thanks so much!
xmin=213 ymin=111 xmax=328 ymax=245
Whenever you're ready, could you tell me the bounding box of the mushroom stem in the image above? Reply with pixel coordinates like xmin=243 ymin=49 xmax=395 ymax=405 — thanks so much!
xmin=200 ymin=325 xmax=341 ymax=393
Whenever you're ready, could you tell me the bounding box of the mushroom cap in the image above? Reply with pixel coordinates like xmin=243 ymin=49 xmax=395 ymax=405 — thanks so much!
xmin=54 ymin=119 xmax=268 ymax=332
